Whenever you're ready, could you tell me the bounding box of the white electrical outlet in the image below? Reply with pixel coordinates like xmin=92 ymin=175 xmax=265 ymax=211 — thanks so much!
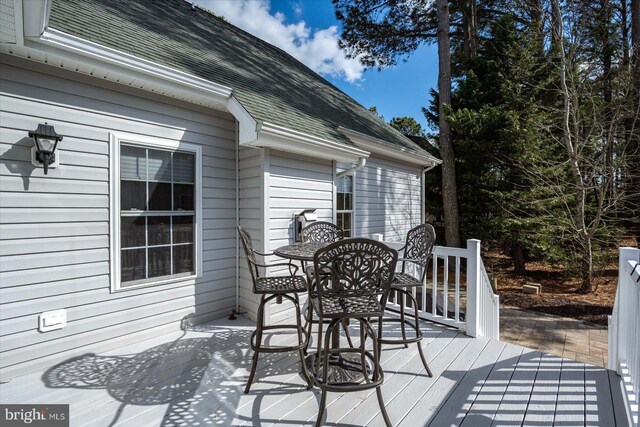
xmin=39 ymin=309 xmax=67 ymax=332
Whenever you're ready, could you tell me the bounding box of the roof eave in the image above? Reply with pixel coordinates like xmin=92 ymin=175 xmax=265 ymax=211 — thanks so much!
xmin=338 ymin=126 xmax=441 ymax=167
xmin=13 ymin=27 xmax=233 ymax=109
xmin=250 ymin=121 xmax=369 ymax=163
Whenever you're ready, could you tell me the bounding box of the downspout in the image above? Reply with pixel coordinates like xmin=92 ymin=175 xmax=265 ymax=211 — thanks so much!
xmin=235 ymin=120 xmax=240 ymax=313
xmin=423 ymin=163 xmax=437 ymax=174
xmin=336 ymin=157 xmax=366 ymax=178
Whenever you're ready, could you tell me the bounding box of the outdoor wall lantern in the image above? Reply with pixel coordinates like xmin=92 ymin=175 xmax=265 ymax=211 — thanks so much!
xmin=29 ymin=123 xmax=63 ymax=174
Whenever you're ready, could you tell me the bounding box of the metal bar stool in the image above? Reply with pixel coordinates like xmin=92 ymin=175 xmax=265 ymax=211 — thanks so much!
xmin=299 ymin=221 xmax=354 ymax=349
xmin=378 ymin=223 xmax=436 ymax=377
xmin=237 ymin=226 xmax=311 ymax=393
xmin=307 ymin=239 xmax=398 ymax=427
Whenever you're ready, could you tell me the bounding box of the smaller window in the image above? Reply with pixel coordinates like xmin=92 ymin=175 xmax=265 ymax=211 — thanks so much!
xmin=336 ymin=174 xmax=354 ymax=238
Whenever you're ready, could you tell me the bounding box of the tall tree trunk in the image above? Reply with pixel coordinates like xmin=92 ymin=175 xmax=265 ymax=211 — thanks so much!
xmin=551 ymin=0 xmax=594 ymax=292
xmin=460 ymin=0 xmax=478 ymax=58
xmin=469 ymin=0 xmax=478 ymax=57
xmin=600 ymin=0 xmax=614 ymax=200
xmin=512 ymin=242 xmax=527 ymax=274
xmin=631 ymin=0 xmax=640 ymax=242
xmin=622 ymin=0 xmax=630 ymax=66
xmin=437 ymin=0 xmax=461 ymax=247
xmin=634 ymin=0 xmax=640 ymax=59
xmin=580 ymin=235 xmax=593 ymax=293
xmin=528 ymin=0 xmax=545 ymax=57
xmin=551 ymin=0 xmax=562 ymax=52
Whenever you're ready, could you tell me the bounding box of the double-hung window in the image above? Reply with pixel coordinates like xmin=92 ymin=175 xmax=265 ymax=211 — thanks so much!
xmin=336 ymin=174 xmax=354 ymax=238
xmin=111 ymin=134 xmax=201 ymax=290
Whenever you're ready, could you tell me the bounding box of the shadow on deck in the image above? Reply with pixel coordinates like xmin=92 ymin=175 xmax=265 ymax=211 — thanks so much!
xmin=0 ymin=316 xmax=630 ymax=426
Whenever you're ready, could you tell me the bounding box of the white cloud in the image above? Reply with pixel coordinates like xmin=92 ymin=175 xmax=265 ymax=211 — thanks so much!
xmin=290 ymin=1 xmax=303 ymax=18
xmin=193 ymin=0 xmax=364 ymax=83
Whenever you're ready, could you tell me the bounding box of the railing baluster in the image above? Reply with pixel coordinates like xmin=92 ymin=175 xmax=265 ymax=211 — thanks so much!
xmin=432 ymin=254 xmax=438 ymax=315
xmin=455 ymin=256 xmax=460 ymax=322
xmin=443 ymin=256 xmax=449 ymax=319
xmin=381 ymin=240 xmax=500 ymax=341
xmin=422 ymin=261 xmax=427 ymax=315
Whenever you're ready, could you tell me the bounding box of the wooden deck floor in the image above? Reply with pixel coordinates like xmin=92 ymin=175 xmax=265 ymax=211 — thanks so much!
xmin=0 ymin=316 xmax=630 ymax=426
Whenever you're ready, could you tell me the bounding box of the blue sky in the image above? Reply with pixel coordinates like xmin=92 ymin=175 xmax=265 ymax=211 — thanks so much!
xmin=198 ymin=0 xmax=439 ymax=130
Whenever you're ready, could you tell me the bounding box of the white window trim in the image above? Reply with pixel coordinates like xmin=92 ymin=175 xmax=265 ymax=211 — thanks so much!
xmin=109 ymin=131 xmax=203 ymax=292
xmin=336 ymin=172 xmax=356 ymax=238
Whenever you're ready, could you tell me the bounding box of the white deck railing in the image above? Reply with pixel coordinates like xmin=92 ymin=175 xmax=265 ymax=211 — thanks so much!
xmin=609 ymin=247 xmax=640 ymax=427
xmin=382 ymin=238 xmax=500 ymax=340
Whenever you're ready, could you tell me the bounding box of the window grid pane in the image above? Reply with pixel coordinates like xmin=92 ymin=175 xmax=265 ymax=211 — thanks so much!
xmin=336 ymin=173 xmax=354 ymax=237
xmin=120 ymin=145 xmax=196 ymax=285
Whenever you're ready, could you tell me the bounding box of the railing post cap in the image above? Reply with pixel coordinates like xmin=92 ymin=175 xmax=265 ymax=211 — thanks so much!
xmin=619 ymin=247 xmax=639 ymax=262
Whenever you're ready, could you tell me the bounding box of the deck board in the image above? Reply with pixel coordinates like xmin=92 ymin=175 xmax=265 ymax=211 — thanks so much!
xmin=426 ymin=340 xmax=507 ymax=427
xmin=608 ymin=370 xmax=632 ymax=427
xmin=523 ymin=353 xmax=563 ymax=425
xmin=395 ymin=337 xmax=491 ymax=426
xmin=490 ymin=349 xmax=543 ymax=426
xmin=367 ymin=332 xmax=475 ymax=426
xmin=554 ymin=357 xmax=585 ymax=426
xmin=584 ymin=363 xmax=616 ymax=427
xmin=334 ymin=328 xmax=458 ymax=427
xmin=458 ymin=343 xmax=524 ymax=427
xmin=0 ymin=316 xmax=627 ymax=426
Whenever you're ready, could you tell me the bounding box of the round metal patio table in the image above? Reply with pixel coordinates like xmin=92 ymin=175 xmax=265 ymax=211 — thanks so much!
xmin=274 ymin=241 xmax=371 ymax=384
xmin=273 ymin=242 xmax=329 ymax=261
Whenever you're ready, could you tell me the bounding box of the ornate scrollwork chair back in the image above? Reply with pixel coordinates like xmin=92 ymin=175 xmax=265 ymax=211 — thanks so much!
xmin=401 ymin=223 xmax=436 ymax=278
xmin=314 ymin=239 xmax=397 ymax=303
xmin=300 ymin=221 xmax=344 ymax=243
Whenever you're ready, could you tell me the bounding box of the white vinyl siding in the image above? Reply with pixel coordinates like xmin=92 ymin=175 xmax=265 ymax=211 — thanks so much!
xmin=267 ymin=151 xmax=333 ymax=323
xmin=356 ymin=156 xmax=423 ymax=241
xmin=0 ymin=54 xmax=237 ymax=380
xmin=238 ymin=146 xmax=264 ymax=321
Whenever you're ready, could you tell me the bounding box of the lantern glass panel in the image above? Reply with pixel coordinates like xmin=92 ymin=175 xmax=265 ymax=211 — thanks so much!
xmin=36 ymin=137 xmax=57 ymax=153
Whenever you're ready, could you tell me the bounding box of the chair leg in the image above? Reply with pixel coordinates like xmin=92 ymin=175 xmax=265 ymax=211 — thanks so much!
xmin=315 ymin=390 xmax=327 ymax=427
xmin=316 ymin=317 xmax=324 ymax=375
xmin=376 ymin=386 xmax=392 ymax=427
xmin=294 ymin=294 xmax=313 ymax=389
xmin=245 ymin=294 xmax=266 ymax=394
xmin=359 ymin=319 xmax=371 ymax=384
xmin=376 ymin=316 xmax=384 ymax=362
xmin=399 ymin=290 xmax=408 ymax=348
xmin=372 ymin=316 xmax=392 ymax=427
xmin=410 ymin=290 xmax=432 ymax=377
xmin=305 ymin=301 xmax=314 ymax=353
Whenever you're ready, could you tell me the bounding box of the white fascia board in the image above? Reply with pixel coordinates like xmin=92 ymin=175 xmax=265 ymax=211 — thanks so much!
xmin=227 ymin=100 xmax=369 ymax=163
xmin=28 ymin=28 xmax=232 ymax=107
xmin=338 ymin=126 xmax=441 ymax=167
xmin=248 ymin=121 xmax=369 ymax=163
xmin=22 ymin=0 xmax=49 ymax=38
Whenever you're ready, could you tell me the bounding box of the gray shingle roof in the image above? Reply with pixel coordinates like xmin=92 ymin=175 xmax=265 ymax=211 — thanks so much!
xmin=49 ymin=0 xmax=431 ymax=157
